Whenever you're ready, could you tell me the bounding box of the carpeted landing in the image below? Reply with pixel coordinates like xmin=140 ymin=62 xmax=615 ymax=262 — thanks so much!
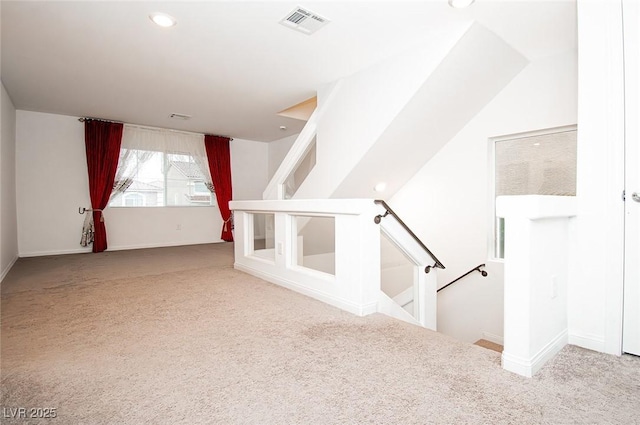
xmin=1 ymin=243 xmax=639 ymax=424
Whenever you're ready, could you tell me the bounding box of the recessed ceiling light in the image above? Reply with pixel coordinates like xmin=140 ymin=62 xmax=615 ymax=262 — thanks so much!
xmin=448 ymin=0 xmax=475 ymax=8
xmin=374 ymin=182 xmax=387 ymax=193
xmin=279 ymin=126 xmax=287 ymax=131
xmin=150 ymin=12 xmax=177 ymax=28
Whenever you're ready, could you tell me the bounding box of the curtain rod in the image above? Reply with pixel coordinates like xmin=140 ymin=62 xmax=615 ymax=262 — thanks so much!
xmin=78 ymin=117 xmax=233 ymax=141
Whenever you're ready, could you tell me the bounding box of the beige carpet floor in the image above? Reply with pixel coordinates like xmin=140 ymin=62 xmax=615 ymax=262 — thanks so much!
xmin=1 ymin=243 xmax=639 ymax=424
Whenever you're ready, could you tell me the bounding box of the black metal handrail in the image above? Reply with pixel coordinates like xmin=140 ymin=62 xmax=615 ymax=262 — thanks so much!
xmin=437 ymin=264 xmax=488 ymax=293
xmin=373 ymin=199 xmax=445 ymax=273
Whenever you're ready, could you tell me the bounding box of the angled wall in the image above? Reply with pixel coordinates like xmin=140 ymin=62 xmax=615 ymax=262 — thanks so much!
xmin=291 ymin=22 xmax=472 ymax=200
xmin=292 ymin=24 xmax=528 ymax=270
xmin=332 ymin=23 xmax=528 ymax=199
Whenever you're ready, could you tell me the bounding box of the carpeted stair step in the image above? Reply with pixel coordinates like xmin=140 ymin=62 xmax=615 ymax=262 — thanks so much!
xmin=474 ymin=339 xmax=503 ymax=353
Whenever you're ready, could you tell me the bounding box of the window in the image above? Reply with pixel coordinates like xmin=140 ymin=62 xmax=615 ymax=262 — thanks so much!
xmin=193 ymin=181 xmax=209 ymax=194
xmin=109 ymin=125 xmax=213 ymax=207
xmin=123 ymin=193 xmax=145 ymax=207
xmin=491 ymin=126 xmax=577 ymax=259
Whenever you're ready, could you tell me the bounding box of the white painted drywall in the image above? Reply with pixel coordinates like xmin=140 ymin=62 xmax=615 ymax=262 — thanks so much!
xmin=389 ymin=51 xmax=578 ymax=343
xmin=15 ymin=111 xmax=269 ymax=256
xmin=1 ymin=82 xmax=19 ymax=281
xmin=497 ymin=195 xmax=575 ymax=377
xmin=569 ymin=0 xmax=626 ymax=355
xmin=230 ymin=138 xmax=269 ymax=201
xmin=332 ymin=24 xmax=528 ymax=199
xmin=293 ymin=22 xmax=472 ymax=200
xmin=16 ymin=111 xmax=91 ymax=256
xmin=268 ymin=134 xmax=297 ymax=181
xmin=104 ymin=206 xmax=223 ymax=251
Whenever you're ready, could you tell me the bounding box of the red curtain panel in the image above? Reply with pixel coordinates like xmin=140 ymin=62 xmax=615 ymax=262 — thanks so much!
xmin=205 ymin=135 xmax=234 ymax=242
xmin=84 ymin=120 xmax=123 ymax=252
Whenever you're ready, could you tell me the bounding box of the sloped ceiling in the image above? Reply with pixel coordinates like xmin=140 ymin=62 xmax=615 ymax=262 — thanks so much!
xmin=0 ymin=1 xmax=576 ymax=142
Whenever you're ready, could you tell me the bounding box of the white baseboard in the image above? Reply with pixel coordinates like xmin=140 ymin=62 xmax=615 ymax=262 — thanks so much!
xmin=0 ymin=255 xmax=19 ymax=283
xmin=235 ymin=262 xmax=377 ymax=317
xmin=20 ymin=247 xmax=91 ymax=257
xmin=20 ymin=241 xmax=226 ymax=258
xmin=482 ymin=332 xmax=504 ymax=345
xmin=568 ymin=331 xmax=606 ymax=353
xmin=502 ymin=329 xmax=568 ymax=378
xmin=107 ymin=240 xmax=223 ymax=252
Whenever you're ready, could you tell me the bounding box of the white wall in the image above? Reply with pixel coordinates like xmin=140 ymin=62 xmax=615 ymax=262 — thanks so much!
xmin=293 ymin=22 xmax=471 ymax=200
xmin=16 ymin=111 xmax=91 ymax=256
xmin=497 ymin=196 xmax=575 ymax=377
xmin=569 ymin=0 xmax=626 ymax=355
xmin=268 ymin=133 xmax=297 ymax=181
xmin=1 ymin=82 xmax=19 ymax=281
xmin=15 ymin=111 xmax=269 ymax=256
xmin=332 ymin=24 xmax=528 ymax=200
xmin=231 ymin=138 xmax=268 ymax=201
xmin=389 ymin=51 xmax=578 ymax=343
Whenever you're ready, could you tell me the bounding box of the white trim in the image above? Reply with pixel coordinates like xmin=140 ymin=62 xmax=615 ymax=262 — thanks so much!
xmin=0 ymin=255 xmax=19 ymax=283
xmin=107 ymin=240 xmax=224 ymax=252
xmin=496 ymin=195 xmax=577 ymax=220
xmin=487 ymin=135 xmax=499 ymax=259
xmin=248 ymin=249 xmax=276 ymax=264
xmin=568 ymin=331 xmax=606 ymax=353
xmin=235 ymin=262 xmax=377 ymax=317
xmin=288 ymin=264 xmax=336 ymax=282
xmin=231 ymin=198 xmax=374 ymax=216
xmin=19 ymin=241 xmax=226 ymax=257
xmin=489 ymin=124 xmax=578 ymax=144
xmin=19 ymin=248 xmax=92 ymax=257
xmin=502 ymin=329 xmax=568 ymax=378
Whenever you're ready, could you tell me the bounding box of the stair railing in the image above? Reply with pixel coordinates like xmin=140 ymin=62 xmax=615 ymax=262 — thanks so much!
xmin=373 ymin=199 xmax=445 ymax=273
xmin=437 ymin=264 xmax=488 ymax=293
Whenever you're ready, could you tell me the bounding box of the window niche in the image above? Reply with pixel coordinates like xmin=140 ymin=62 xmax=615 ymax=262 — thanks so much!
xmin=491 ymin=127 xmax=577 ymax=259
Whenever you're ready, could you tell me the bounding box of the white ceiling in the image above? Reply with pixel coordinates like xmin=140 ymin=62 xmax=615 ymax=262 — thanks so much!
xmin=0 ymin=1 xmax=576 ymax=142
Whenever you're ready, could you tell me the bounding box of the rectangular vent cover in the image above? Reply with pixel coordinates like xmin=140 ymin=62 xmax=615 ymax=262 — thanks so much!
xmin=280 ymin=7 xmax=329 ymax=35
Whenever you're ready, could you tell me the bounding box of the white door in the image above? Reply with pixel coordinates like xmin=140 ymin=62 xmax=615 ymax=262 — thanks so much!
xmin=622 ymin=0 xmax=640 ymax=356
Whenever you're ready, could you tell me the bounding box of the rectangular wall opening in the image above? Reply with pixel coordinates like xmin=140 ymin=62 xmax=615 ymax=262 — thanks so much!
xmin=293 ymin=215 xmax=335 ymax=275
xmin=251 ymin=213 xmax=275 ymax=261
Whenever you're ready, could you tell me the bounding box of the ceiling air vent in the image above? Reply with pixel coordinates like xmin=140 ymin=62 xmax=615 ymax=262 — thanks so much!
xmin=280 ymin=6 xmax=329 ymax=35
xmin=169 ymin=113 xmax=192 ymax=120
